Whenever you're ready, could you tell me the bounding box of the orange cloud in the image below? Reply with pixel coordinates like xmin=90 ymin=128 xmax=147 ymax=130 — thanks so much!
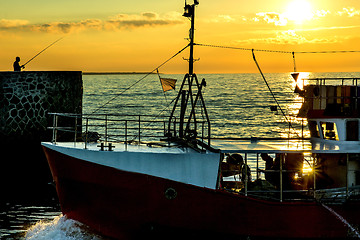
xmin=0 ymin=19 xmax=29 ymax=28
xmin=0 ymin=12 xmax=184 ymax=34
xmin=337 ymin=7 xmax=360 ymax=17
xmin=236 ymin=30 xmax=341 ymax=45
xmin=254 ymin=12 xmax=287 ymax=26
xmin=106 ymin=12 xmax=184 ymax=30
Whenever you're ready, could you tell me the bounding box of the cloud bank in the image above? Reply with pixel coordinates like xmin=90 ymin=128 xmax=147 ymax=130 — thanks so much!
xmin=254 ymin=12 xmax=287 ymax=26
xmin=0 ymin=12 xmax=184 ymax=34
xmin=210 ymin=6 xmax=360 ymax=27
xmin=337 ymin=7 xmax=360 ymax=17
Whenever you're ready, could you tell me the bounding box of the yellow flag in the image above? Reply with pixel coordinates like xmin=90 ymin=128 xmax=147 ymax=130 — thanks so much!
xmin=160 ymin=78 xmax=177 ymax=92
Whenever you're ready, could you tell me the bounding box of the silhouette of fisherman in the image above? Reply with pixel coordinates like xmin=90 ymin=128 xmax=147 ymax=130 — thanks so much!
xmin=13 ymin=57 xmax=25 ymax=71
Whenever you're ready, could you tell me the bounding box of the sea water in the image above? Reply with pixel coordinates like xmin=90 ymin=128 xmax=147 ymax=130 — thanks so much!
xmin=2 ymin=72 xmax=359 ymax=239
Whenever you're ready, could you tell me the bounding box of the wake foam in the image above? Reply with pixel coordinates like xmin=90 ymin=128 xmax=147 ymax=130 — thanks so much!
xmin=25 ymin=214 xmax=104 ymax=240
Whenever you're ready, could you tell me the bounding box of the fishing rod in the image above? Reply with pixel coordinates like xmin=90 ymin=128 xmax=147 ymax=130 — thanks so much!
xmin=23 ymin=37 xmax=64 ymax=67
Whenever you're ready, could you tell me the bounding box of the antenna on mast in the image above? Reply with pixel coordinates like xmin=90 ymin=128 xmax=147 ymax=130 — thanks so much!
xmin=182 ymin=0 xmax=198 ymax=75
xmin=168 ymin=0 xmax=212 ymax=151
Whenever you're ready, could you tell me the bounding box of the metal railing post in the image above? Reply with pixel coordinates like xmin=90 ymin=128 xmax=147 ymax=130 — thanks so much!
xmin=280 ymin=154 xmax=283 ymax=202
xmin=125 ymin=120 xmax=128 ymax=151
xmin=313 ymin=158 xmax=316 ymax=199
xmin=288 ymin=121 xmax=291 ymax=140
xmin=201 ymin=121 xmax=204 ymax=151
xmin=105 ymin=114 xmax=108 ymax=144
xmin=138 ymin=115 xmax=141 ymax=144
xmin=346 ymin=154 xmax=349 ymax=198
xmin=163 ymin=121 xmax=166 ymax=137
xmin=85 ymin=118 xmax=88 ymax=149
xmin=245 ymin=153 xmax=248 ymax=196
xmin=256 ymin=153 xmax=259 ymax=180
xmin=52 ymin=114 xmax=58 ymax=144
xmin=51 ymin=114 xmax=55 ymax=143
xmin=208 ymin=123 xmax=211 ymax=146
xmin=74 ymin=116 xmax=77 ymax=146
xmin=173 ymin=118 xmax=177 ymax=137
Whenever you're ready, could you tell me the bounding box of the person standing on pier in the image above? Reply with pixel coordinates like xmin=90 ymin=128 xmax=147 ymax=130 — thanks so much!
xmin=13 ymin=57 xmax=24 ymax=71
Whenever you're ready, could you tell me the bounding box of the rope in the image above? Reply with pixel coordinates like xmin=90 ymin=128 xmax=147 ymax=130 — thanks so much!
xmin=195 ymin=43 xmax=292 ymax=53
xmin=292 ymin=52 xmax=296 ymax=72
xmin=156 ymin=68 xmax=173 ymax=116
xmin=91 ymin=44 xmax=189 ymax=114
xmin=195 ymin=42 xmax=360 ymax=54
xmin=91 ymin=42 xmax=360 ymax=114
xmin=252 ymin=49 xmax=301 ymax=138
xmin=296 ymin=50 xmax=360 ymax=54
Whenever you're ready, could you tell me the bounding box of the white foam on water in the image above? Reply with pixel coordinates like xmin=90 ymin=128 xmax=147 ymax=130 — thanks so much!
xmin=25 ymin=214 xmax=104 ymax=240
xmin=321 ymin=203 xmax=360 ymax=238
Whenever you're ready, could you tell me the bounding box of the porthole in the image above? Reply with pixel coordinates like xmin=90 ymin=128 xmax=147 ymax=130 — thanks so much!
xmin=164 ymin=188 xmax=177 ymax=200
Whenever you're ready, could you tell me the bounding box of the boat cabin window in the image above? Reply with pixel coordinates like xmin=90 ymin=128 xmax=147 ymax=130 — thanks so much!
xmin=320 ymin=122 xmax=339 ymax=140
xmin=346 ymin=120 xmax=359 ymax=141
xmin=308 ymin=121 xmax=320 ymax=138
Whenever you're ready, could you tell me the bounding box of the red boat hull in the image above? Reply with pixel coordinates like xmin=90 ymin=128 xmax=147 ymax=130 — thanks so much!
xmin=43 ymin=146 xmax=359 ymax=239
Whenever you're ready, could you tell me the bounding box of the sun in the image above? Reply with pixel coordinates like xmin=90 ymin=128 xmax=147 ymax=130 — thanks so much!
xmin=284 ymin=0 xmax=313 ymax=24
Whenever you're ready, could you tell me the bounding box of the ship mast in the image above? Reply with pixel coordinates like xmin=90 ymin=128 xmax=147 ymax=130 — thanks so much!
xmin=168 ymin=0 xmax=211 ymax=150
xmin=186 ymin=0 xmax=196 ymax=75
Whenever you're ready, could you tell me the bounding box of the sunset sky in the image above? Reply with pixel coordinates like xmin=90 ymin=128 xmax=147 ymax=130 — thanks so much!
xmin=2 ymin=0 xmax=360 ymax=73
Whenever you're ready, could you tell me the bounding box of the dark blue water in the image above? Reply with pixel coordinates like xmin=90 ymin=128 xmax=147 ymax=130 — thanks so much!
xmin=2 ymin=72 xmax=358 ymax=239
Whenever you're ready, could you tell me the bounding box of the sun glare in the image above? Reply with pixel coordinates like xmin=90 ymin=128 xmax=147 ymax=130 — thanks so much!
xmin=284 ymin=0 xmax=313 ymax=24
xmin=291 ymin=72 xmax=311 ymax=89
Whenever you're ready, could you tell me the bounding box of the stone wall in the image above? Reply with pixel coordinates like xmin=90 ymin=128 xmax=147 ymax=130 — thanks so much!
xmin=0 ymin=71 xmax=82 ymax=140
xmin=0 ymin=71 xmax=82 ymax=199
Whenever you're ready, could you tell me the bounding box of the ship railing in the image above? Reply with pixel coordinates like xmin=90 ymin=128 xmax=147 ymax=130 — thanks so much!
xmin=220 ymin=151 xmax=359 ymax=203
xmin=315 ymin=186 xmax=360 ymax=203
xmin=48 ymin=112 xmax=210 ymax=148
xmin=303 ymin=77 xmax=360 ymax=87
xmin=299 ymin=77 xmax=360 ymax=117
xmin=302 ymin=78 xmax=360 ymax=102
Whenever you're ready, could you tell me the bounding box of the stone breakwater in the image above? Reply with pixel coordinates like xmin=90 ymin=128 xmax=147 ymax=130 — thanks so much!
xmin=0 ymin=71 xmax=82 ymax=200
xmin=0 ymin=71 xmax=82 ymax=140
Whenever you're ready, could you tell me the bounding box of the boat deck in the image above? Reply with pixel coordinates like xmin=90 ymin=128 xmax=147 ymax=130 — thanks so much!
xmin=45 ymin=112 xmax=360 ymax=203
xmin=212 ymin=138 xmax=360 ymax=154
xmin=43 ymin=141 xmax=199 ymax=154
xmin=47 ymin=138 xmax=360 ymax=155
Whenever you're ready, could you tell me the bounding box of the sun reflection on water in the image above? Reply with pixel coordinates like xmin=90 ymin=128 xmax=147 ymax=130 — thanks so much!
xmin=283 ymin=72 xmax=312 ymax=138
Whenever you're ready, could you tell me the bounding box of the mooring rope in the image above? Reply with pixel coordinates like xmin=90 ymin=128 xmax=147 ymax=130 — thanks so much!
xmin=196 ymin=42 xmax=360 ymax=74
xmin=195 ymin=42 xmax=360 ymax=138
xmin=292 ymin=52 xmax=297 ymax=72
xmin=252 ymin=49 xmax=301 ymax=138
xmin=195 ymin=42 xmax=360 ymax=54
xmin=195 ymin=43 xmax=292 ymax=53
xmin=91 ymin=44 xmax=190 ymax=114
xmin=92 ymin=42 xmax=360 ymax=114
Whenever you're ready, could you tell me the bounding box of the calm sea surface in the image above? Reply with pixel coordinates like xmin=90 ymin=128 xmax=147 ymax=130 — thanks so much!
xmin=1 ymin=72 xmax=359 ymax=239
